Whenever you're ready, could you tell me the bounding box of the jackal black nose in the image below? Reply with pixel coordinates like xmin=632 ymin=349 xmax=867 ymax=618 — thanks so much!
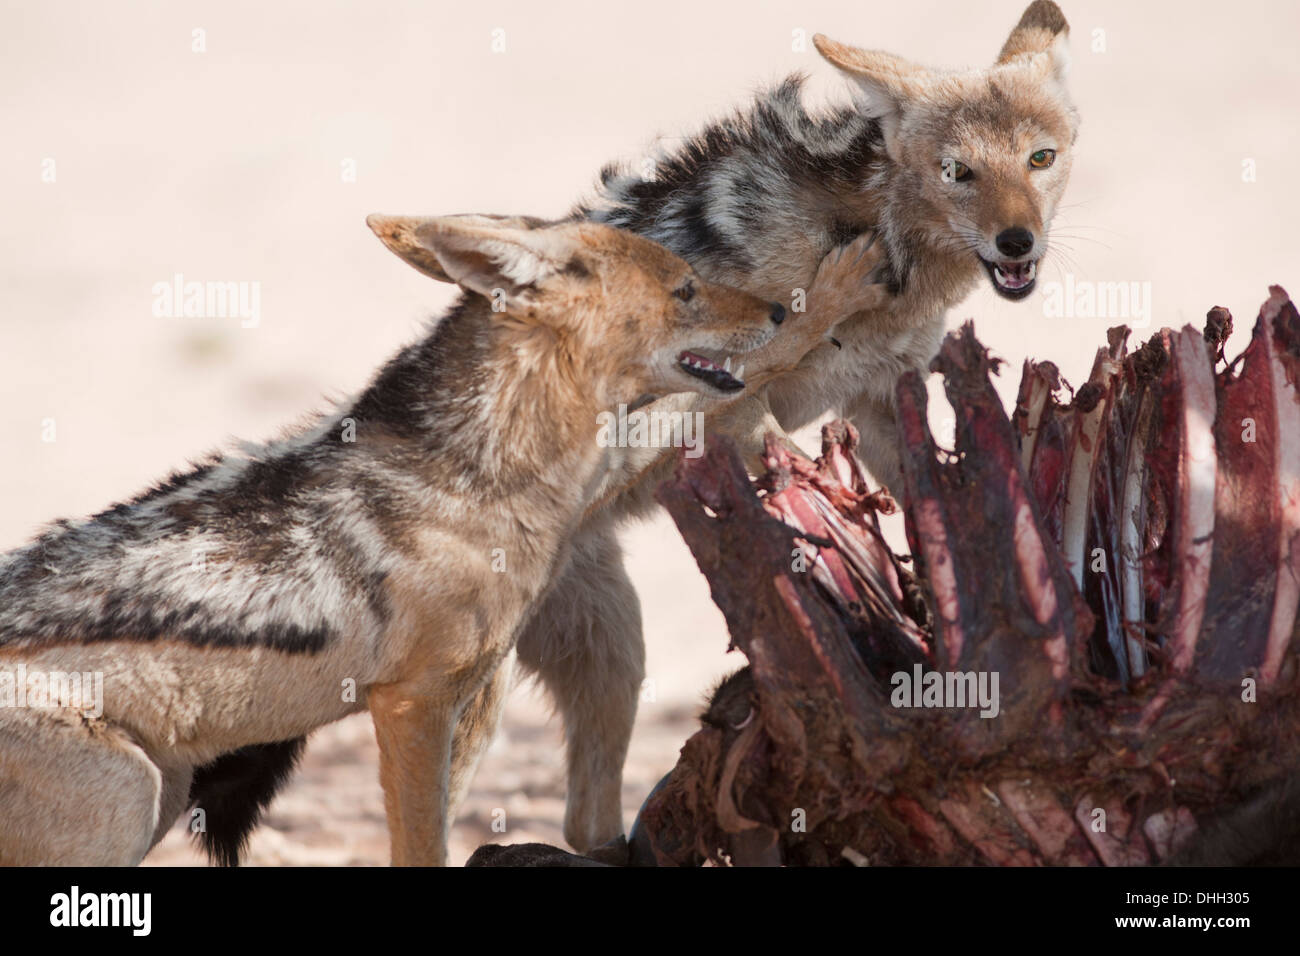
xmin=769 ymin=303 xmax=786 ymax=324
xmin=996 ymin=227 xmax=1035 ymax=258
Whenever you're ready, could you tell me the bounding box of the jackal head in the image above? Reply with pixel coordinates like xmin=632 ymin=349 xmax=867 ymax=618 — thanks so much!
xmin=366 ymin=214 xmax=787 ymax=402
xmin=816 ymin=0 xmax=1079 ymax=301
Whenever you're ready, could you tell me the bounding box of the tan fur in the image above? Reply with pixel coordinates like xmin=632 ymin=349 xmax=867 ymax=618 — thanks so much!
xmin=0 ymin=215 xmax=884 ymax=865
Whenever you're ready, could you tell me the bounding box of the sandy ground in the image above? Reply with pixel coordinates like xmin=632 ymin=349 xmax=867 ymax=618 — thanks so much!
xmin=1 ymin=0 xmax=1297 ymax=865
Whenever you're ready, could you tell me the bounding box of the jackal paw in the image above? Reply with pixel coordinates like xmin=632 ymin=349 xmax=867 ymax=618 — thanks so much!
xmin=807 ymin=231 xmax=888 ymax=327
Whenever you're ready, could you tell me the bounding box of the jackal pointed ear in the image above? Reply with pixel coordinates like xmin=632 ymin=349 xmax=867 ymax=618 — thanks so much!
xmin=366 ymin=214 xmax=577 ymax=307
xmin=997 ymin=0 xmax=1070 ymax=82
xmin=366 ymin=214 xmax=552 ymax=284
xmin=813 ymin=34 xmax=925 ymax=162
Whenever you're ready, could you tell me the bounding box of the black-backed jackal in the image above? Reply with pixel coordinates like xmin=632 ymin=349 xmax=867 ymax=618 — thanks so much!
xmin=0 ymin=215 xmax=884 ymax=865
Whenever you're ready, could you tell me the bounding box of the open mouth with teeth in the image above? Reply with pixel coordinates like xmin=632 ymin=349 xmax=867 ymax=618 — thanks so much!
xmin=981 ymin=257 xmax=1038 ymax=300
xmin=677 ymin=350 xmax=746 ymax=392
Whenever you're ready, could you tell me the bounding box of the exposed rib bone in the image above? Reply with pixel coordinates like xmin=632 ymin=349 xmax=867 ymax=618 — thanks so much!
xmin=1119 ymin=391 xmax=1154 ymax=678
xmin=1015 ymin=360 xmax=1061 ymax=475
xmin=1263 ymin=288 xmax=1300 ymax=683
xmin=1061 ymin=349 xmax=1123 ymax=588
xmin=1167 ymin=326 xmax=1218 ymax=673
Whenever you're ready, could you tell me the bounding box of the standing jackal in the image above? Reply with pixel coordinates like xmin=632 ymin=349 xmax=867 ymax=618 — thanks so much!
xmin=537 ymin=0 xmax=1079 ymax=852
xmin=0 ymin=216 xmax=883 ymax=865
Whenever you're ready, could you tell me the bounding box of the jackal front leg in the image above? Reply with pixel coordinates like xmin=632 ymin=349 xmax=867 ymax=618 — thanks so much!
xmin=369 ymin=680 xmax=458 ymax=866
xmin=742 ymin=231 xmax=889 ymax=390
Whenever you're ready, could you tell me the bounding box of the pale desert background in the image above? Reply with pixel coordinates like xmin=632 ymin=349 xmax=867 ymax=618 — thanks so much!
xmin=1 ymin=0 xmax=1297 ymax=865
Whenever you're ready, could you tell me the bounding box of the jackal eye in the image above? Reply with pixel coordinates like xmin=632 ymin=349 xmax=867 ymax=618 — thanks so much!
xmin=1029 ymin=149 xmax=1056 ymax=169
xmin=942 ymin=159 xmax=972 ymax=183
xmin=674 ymin=280 xmax=696 ymax=303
